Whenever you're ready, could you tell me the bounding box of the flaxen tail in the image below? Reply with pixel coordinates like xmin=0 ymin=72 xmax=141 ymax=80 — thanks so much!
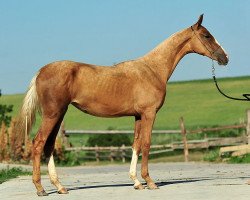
xmin=16 ymin=73 xmax=40 ymax=140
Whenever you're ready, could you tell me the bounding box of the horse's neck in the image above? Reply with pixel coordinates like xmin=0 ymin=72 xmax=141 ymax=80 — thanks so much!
xmin=141 ymin=28 xmax=193 ymax=83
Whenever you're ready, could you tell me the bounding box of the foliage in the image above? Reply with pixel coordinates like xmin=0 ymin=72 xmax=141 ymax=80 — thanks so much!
xmin=0 ymin=117 xmax=66 ymax=163
xmin=0 ymin=118 xmax=31 ymax=162
xmin=0 ymin=89 xmax=14 ymax=126
xmin=86 ymin=134 xmax=131 ymax=147
xmin=0 ymin=167 xmax=31 ymax=184
xmin=227 ymin=154 xmax=250 ymax=163
xmin=55 ymin=151 xmax=80 ymax=166
xmin=0 ymin=103 xmax=13 ymax=127
xmin=203 ymin=149 xmax=220 ymax=162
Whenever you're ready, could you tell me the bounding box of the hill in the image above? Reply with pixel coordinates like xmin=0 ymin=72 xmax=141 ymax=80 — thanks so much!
xmin=1 ymin=76 xmax=250 ymax=132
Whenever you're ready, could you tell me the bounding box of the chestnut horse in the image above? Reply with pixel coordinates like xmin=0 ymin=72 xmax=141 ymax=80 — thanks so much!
xmin=17 ymin=15 xmax=228 ymax=196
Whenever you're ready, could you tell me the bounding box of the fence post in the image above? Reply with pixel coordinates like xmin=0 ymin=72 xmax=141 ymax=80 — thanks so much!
xmin=60 ymin=121 xmax=70 ymax=148
xmin=121 ymin=144 xmax=126 ymax=163
xmin=246 ymin=110 xmax=250 ymax=144
xmin=95 ymin=145 xmax=100 ymax=162
xmin=180 ymin=117 xmax=189 ymax=162
xmin=110 ymin=146 xmax=114 ymax=162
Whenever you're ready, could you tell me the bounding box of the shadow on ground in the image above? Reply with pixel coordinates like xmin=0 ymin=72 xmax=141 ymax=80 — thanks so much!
xmin=47 ymin=176 xmax=249 ymax=195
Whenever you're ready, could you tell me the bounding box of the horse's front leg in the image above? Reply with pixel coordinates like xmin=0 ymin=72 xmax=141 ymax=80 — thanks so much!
xmin=129 ymin=116 xmax=144 ymax=190
xmin=140 ymin=110 xmax=159 ymax=189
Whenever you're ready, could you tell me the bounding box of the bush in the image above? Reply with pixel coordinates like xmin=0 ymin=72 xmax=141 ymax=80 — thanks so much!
xmin=228 ymin=154 xmax=250 ymax=163
xmin=54 ymin=151 xmax=80 ymax=166
xmin=87 ymin=134 xmax=131 ymax=147
xmin=0 ymin=89 xmax=13 ymax=127
xmin=0 ymin=104 xmax=13 ymax=127
xmin=203 ymin=149 xmax=220 ymax=162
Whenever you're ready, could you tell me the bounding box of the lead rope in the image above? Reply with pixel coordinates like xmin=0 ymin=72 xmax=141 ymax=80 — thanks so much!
xmin=211 ymin=60 xmax=250 ymax=101
xmin=191 ymin=25 xmax=250 ymax=101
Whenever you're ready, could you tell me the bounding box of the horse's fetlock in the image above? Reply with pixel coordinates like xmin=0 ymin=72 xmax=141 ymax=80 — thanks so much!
xmin=33 ymin=177 xmax=41 ymax=184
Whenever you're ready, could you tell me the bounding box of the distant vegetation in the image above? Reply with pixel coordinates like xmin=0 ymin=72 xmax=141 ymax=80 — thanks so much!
xmin=0 ymin=89 xmax=13 ymax=126
xmin=87 ymin=134 xmax=131 ymax=147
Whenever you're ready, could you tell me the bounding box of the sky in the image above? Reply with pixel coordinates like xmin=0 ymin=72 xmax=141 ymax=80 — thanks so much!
xmin=0 ymin=0 xmax=250 ymax=94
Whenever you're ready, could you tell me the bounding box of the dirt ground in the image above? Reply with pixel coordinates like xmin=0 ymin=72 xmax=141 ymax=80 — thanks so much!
xmin=1 ymin=162 xmax=250 ymax=200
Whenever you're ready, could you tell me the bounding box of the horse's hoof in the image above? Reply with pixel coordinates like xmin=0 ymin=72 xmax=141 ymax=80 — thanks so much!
xmin=58 ymin=187 xmax=69 ymax=194
xmin=147 ymin=182 xmax=159 ymax=190
xmin=134 ymin=183 xmax=145 ymax=190
xmin=37 ymin=190 xmax=49 ymax=196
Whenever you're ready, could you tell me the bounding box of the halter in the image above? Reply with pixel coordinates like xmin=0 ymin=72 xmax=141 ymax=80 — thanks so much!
xmin=191 ymin=26 xmax=250 ymax=101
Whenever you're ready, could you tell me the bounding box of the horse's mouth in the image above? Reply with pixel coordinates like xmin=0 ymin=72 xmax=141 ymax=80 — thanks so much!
xmin=217 ymin=57 xmax=229 ymax=66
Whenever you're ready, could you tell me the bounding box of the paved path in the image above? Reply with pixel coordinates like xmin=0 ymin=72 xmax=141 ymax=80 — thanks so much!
xmin=1 ymin=162 xmax=250 ymax=200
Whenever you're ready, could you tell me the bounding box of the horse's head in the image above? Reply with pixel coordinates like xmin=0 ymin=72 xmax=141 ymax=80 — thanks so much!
xmin=190 ymin=14 xmax=229 ymax=65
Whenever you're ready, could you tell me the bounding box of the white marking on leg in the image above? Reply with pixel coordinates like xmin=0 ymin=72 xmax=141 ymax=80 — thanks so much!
xmin=129 ymin=149 xmax=141 ymax=186
xmin=48 ymin=155 xmax=64 ymax=191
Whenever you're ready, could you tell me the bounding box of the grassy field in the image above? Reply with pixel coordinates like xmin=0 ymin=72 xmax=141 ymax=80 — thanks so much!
xmin=1 ymin=76 xmax=250 ymax=133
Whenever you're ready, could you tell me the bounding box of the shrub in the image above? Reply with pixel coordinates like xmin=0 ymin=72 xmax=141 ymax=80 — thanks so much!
xmin=0 ymin=91 xmax=13 ymax=127
xmin=55 ymin=151 xmax=80 ymax=166
xmin=203 ymin=149 xmax=220 ymax=162
xmin=86 ymin=134 xmax=131 ymax=147
xmin=228 ymin=154 xmax=250 ymax=163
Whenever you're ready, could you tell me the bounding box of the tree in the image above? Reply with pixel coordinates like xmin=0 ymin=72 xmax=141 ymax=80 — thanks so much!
xmin=0 ymin=89 xmax=13 ymax=126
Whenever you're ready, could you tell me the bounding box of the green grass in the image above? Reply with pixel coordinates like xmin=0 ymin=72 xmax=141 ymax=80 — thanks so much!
xmin=203 ymin=149 xmax=220 ymax=162
xmin=0 ymin=167 xmax=31 ymax=184
xmin=1 ymin=76 xmax=250 ymax=134
xmin=227 ymin=154 xmax=250 ymax=163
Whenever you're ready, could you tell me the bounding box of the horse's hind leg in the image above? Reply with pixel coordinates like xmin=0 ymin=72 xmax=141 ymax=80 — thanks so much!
xmin=32 ymin=116 xmax=60 ymax=196
xmin=32 ymin=108 xmax=67 ymax=196
xmin=44 ymin=114 xmax=68 ymax=194
xmin=129 ymin=116 xmax=144 ymax=190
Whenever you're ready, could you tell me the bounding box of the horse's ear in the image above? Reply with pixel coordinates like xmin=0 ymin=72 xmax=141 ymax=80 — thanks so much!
xmin=194 ymin=14 xmax=203 ymax=29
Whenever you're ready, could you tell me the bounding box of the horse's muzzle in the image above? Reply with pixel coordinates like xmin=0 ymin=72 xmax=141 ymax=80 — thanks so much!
xmin=217 ymin=54 xmax=229 ymax=66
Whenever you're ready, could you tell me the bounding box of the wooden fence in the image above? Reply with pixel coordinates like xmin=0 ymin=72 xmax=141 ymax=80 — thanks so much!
xmin=62 ymin=110 xmax=250 ymax=162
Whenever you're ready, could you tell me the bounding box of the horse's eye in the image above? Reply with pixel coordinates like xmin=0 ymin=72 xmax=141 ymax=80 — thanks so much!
xmin=204 ymin=35 xmax=210 ymax=39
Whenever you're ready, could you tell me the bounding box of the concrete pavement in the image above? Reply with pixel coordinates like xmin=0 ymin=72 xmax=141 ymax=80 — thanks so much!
xmin=1 ymin=162 xmax=250 ymax=200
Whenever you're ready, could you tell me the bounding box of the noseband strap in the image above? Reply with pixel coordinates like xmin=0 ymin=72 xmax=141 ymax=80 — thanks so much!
xmin=191 ymin=26 xmax=220 ymax=58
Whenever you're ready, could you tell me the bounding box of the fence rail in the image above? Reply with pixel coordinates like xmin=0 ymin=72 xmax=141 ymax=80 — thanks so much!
xmin=188 ymin=124 xmax=246 ymax=134
xmin=65 ymin=129 xmax=181 ymax=135
xmin=65 ymin=144 xmax=173 ymax=162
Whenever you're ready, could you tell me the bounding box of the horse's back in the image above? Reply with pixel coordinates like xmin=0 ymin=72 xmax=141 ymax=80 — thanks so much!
xmin=35 ymin=60 xmax=134 ymax=114
xmin=36 ymin=61 xmax=96 ymax=110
